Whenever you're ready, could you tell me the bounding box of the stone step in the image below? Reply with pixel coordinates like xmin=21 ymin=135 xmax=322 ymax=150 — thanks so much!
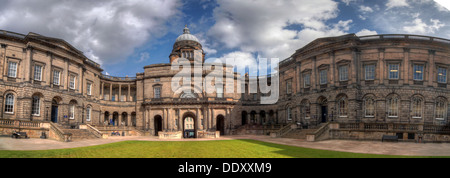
xmin=62 ymin=129 xmax=98 ymax=140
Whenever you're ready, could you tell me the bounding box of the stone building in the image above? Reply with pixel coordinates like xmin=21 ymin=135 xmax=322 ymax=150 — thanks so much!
xmin=1 ymin=27 xmax=450 ymax=142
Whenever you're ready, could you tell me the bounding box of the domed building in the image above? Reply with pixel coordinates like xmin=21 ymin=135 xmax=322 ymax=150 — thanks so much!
xmin=0 ymin=26 xmax=449 ymax=142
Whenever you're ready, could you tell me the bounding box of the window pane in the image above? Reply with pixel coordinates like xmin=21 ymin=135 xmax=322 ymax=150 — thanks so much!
xmin=32 ymin=96 xmax=40 ymax=115
xmin=412 ymin=97 xmax=423 ymax=118
xmin=387 ymin=96 xmax=399 ymax=117
xmin=320 ymin=70 xmax=327 ymax=84
xmin=53 ymin=70 xmax=60 ymax=85
xmin=389 ymin=64 xmax=399 ymax=79
xmin=365 ymin=97 xmax=375 ymax=117
xmin=86 ymin=107 xmax=91 ymax=121
xmin=365 ymin=65 xmax=375 ymax=80
xmin=69 ymin=75 xmax=76 ymax=89
xmin=304 ymin=74 xmax=310 ymax=87
xmin=413 ymin=65 xmax=424 ymax=81
xmin=8 ymin=62 xmax=17 ymax=78
xmin=339 ymin=66 xmax=348 ymax=81
xmin=154 ymin=87 xmax=161 ymax=98
xmin=438 ymin=67 xmax=447 ymax=83
xmin=34 ymin=65 xmax=42 ymax=81
xmin=5 ymin=94 xmax=14 ymax=113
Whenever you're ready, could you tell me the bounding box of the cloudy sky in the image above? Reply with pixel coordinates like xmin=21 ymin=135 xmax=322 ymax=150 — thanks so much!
xmin=0 ymin=0 xmax=449 ymax=77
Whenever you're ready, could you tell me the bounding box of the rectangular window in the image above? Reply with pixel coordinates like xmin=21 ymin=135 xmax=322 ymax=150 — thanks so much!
xmin=388 ymin=64 xmax=399 ymax=80
xmin=216 ymin=86 xmax=224 ymax=98
xmin=154 ymin=87 xmax=161 ymax=98
xmin=87 ymin=83 xmax=92 ymax=95
xmin=438 ymin=67 xmax=447 ymax=83
xmin=365 ymin=65 xmax=375 ymax=80
xmin=86 ymin=107 xmax=91 ymax=122
xmin=69 ymin=105 xmax=75 ymax=119
xmin=69 ymin=75 xmax=76 ymax=89
xmin=303 ymin=74 xmax=311 ymax=87
xmin=34 ymin=65 xmax=43 ymax=81
xmin=339 ymin=65 xmax=349 ymax=81
xmin=286 ymin=79 xmax=292 ymax=94
xmin=320 ymin=70 xmax=327 ymax=84
xmin=53 ymin=70 xmax=61 ymax=85
xmin=287 ymin=108 xmax=292 ymax=121
xmin=8 ymin=62 xmax=17 ymax=78
xmin=413 ymin=64 xmax=424 ymax=81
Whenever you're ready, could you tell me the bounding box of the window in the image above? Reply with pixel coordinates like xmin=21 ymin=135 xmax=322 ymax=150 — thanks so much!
xmin=388 ymin=64 xmax=399 ymax=79
xmin=411 ymin=96 xmax=423 ymax=118
xmin=301 ymin=100 xmax=311 ymax=119
xmin=338 ymin=95 xmax=348 ymax=117
xmin=8 ymin=61 xmax=17 ymax=78
xmin=69 ymin=75 xmax=76 ymax=89
xmin=387 ymin=95 xmax=399 ymax=117
xmin=303 ymin=74 xmax=311 ymax=87
xmin=339 ymin=65 xmax=348 ymax=81
xmin=154 ymin=87 xmax=161 ymax=98
xmin=53 ymin=70 xmax=61 ymax=85
xmin=286 ymin=107 xmax=292 ymax=121
xmin=86 ymin=106 xmax=92 ymax=122
xmin=216 ymin=85 xmax=224 ymax=98
xmin=31 ymin=96 xmax=40 ymax=116
xmin=413 ymin=64 xmax=424 ymax=81
xmin=87 ymin=83 xmax=92 ymax=95
xmin=320 ymin=70 xmax=327 ymax=84
xmin=286 ymin=79 xmax=292 ymax=94
xmin=4 ymin=94 xmax=14 ymax=113
xmin=438 ymin=67 xmax=447 ymax=83
xmin=34 ymin=65 xmax=43 ymax=81
xmin=69 ymin=104 xmax=75 ymax=119
xmin=364 ymin=96 xmax=375 ymax=117
xmin=365 ymin=65 xmax=375 ymax=80
xmin=435 ymin=98 xmax=447 ymax=120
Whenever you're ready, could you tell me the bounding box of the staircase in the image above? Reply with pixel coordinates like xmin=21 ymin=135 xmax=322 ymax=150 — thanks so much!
xmin=62 ymin=129 xmax=99 ymax=141
xmin=282 ymin=129 xmax=317 ymax=139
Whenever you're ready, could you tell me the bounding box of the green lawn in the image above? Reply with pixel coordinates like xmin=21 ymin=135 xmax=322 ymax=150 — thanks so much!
xmin=0 ymin=139 xmax=446 ymax=158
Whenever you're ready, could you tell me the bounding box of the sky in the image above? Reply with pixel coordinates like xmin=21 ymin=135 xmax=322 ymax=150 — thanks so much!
xmin=0 ymin=0 xmax=449 ymax=77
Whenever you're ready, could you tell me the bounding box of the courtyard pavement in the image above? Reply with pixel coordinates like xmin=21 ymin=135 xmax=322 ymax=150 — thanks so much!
xmin=1 ymin=135 xmax=450 ymax=156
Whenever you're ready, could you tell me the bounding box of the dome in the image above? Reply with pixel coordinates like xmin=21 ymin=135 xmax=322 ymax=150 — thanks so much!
xmin=175 ymin=25 xmax=200 ymax=43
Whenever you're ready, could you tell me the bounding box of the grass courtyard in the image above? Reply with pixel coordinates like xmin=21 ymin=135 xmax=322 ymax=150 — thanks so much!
xmin=0 ymin=139 xmax=446 ymax=158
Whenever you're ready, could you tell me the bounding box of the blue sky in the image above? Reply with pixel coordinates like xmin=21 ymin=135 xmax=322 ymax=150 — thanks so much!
xmin=0 ymin=0 xmax=449 ymax=77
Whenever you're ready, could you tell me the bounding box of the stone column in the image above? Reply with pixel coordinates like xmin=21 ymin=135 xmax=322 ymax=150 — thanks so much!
xmin=128 ymin=84 xmax=131 ymax=102
xmin=101 ymin=82 xmax=104 ymax=100
xmin=119 ymin=84 xmax=122 ymax=101
xmin=109 ymin=83 xmax=113 ymax=101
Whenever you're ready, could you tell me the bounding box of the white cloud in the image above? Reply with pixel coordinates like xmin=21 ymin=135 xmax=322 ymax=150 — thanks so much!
xmin=342 ymin=0 xmax=357 ymax=6
xmin=208 ymin=0 xmax=348 ymax=61
xmin=359 ymin=5 xmax=374 ymax=13
xmin=137 ymin=52 xmax=150 ymax=63
xmin=0 ymin=0 xmax=182 ymax=65
xmin=434 ymin=0 xmax=450 ymax=11
xmin=356 ymin=29 xmax=378 ymax=36
xmin=386 ymin=0 xmax=409 ymax=10
xmin=403 ymin=18 xmax=445 ymax=34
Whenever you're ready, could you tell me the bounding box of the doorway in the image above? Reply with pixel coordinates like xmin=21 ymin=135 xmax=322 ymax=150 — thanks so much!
xmin=51 ymin=99 xmax=58 ymax=123
xmin=154 ymin=115 xmax=162 ymax=136
xmin=321 ymin=106 xmax=328 ymax=123
xmin=216 ymin=115 xmax=225 ymax=136
xmin=183 ymin=113 xmax=196 ymax=138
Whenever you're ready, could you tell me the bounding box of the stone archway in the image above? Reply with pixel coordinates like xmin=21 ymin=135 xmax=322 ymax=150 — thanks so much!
xmin=216 ymin=114 xmax=225 ymax=136
xmin=154 ymin=115 xmax=162 ymax=136
xmin=182 ymin=112 xmax=196 ymax=138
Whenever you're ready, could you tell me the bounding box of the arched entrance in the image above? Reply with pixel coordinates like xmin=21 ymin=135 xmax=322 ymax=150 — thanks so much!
xmin=104 ymin=111 xmax=110 ymax=125
xmin=216 ymin=115 xmax=225 ymax=136
xmin=154 ymin=115 xmax=162 ymax=136
xmin=241 ymin=111 xmax=247 ymax=125
xmin=50 ymin=97 xmax=60 ymax=123
xmin=318 ymin=96 xmax=328 ymax=123
xmin=112 ymin=112 xmax=119 ymax=126
xmin=183 ymin=112 xmax=196 ymax=138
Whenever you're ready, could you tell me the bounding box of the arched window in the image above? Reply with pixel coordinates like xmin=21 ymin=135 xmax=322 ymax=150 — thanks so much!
xmin=387 ymin=94 xmax=399 ymax=117
xmin=86 ymin=106 xmax=92 ymax=122
xmin=435 ymin=97 xmax=447 ymax=120
xmin=411 ymin=96 xmax=423 ymax=119
xmin=338 ymin=95 xmax=348 ymax=117
xmin=364 ymin=96 xmax=375 ymax=117
xmin=4 ymin=93 xmax=14 ymax=113
xmin=31 ymin=95 xmax=40 ymax=116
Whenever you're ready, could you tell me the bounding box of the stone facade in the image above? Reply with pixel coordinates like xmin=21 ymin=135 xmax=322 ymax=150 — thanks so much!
xmin=1 ymin=28 xmax=450 ymax=141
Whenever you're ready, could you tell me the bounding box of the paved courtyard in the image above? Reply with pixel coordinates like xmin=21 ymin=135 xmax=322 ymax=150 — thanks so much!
xmin=1 ymin=135 xmax=450 ymax=156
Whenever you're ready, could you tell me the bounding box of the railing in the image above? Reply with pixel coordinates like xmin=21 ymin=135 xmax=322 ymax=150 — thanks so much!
xmin=0 ymin=119 xmax=42 ymax=128
xmin=359 ymin=34 xmax=450 ymax=44
xmin=307 ymin=122 xmax=330 ymax=142
xmin=273 ymin=123 xmax=295 ymax=137
xmin=101 ymin=74 xmax=136 ymax=81
xmin=85 ymin=124 xmax=105 ymax=138
xmin=49 ymin=122 xmax=72 ymax=142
